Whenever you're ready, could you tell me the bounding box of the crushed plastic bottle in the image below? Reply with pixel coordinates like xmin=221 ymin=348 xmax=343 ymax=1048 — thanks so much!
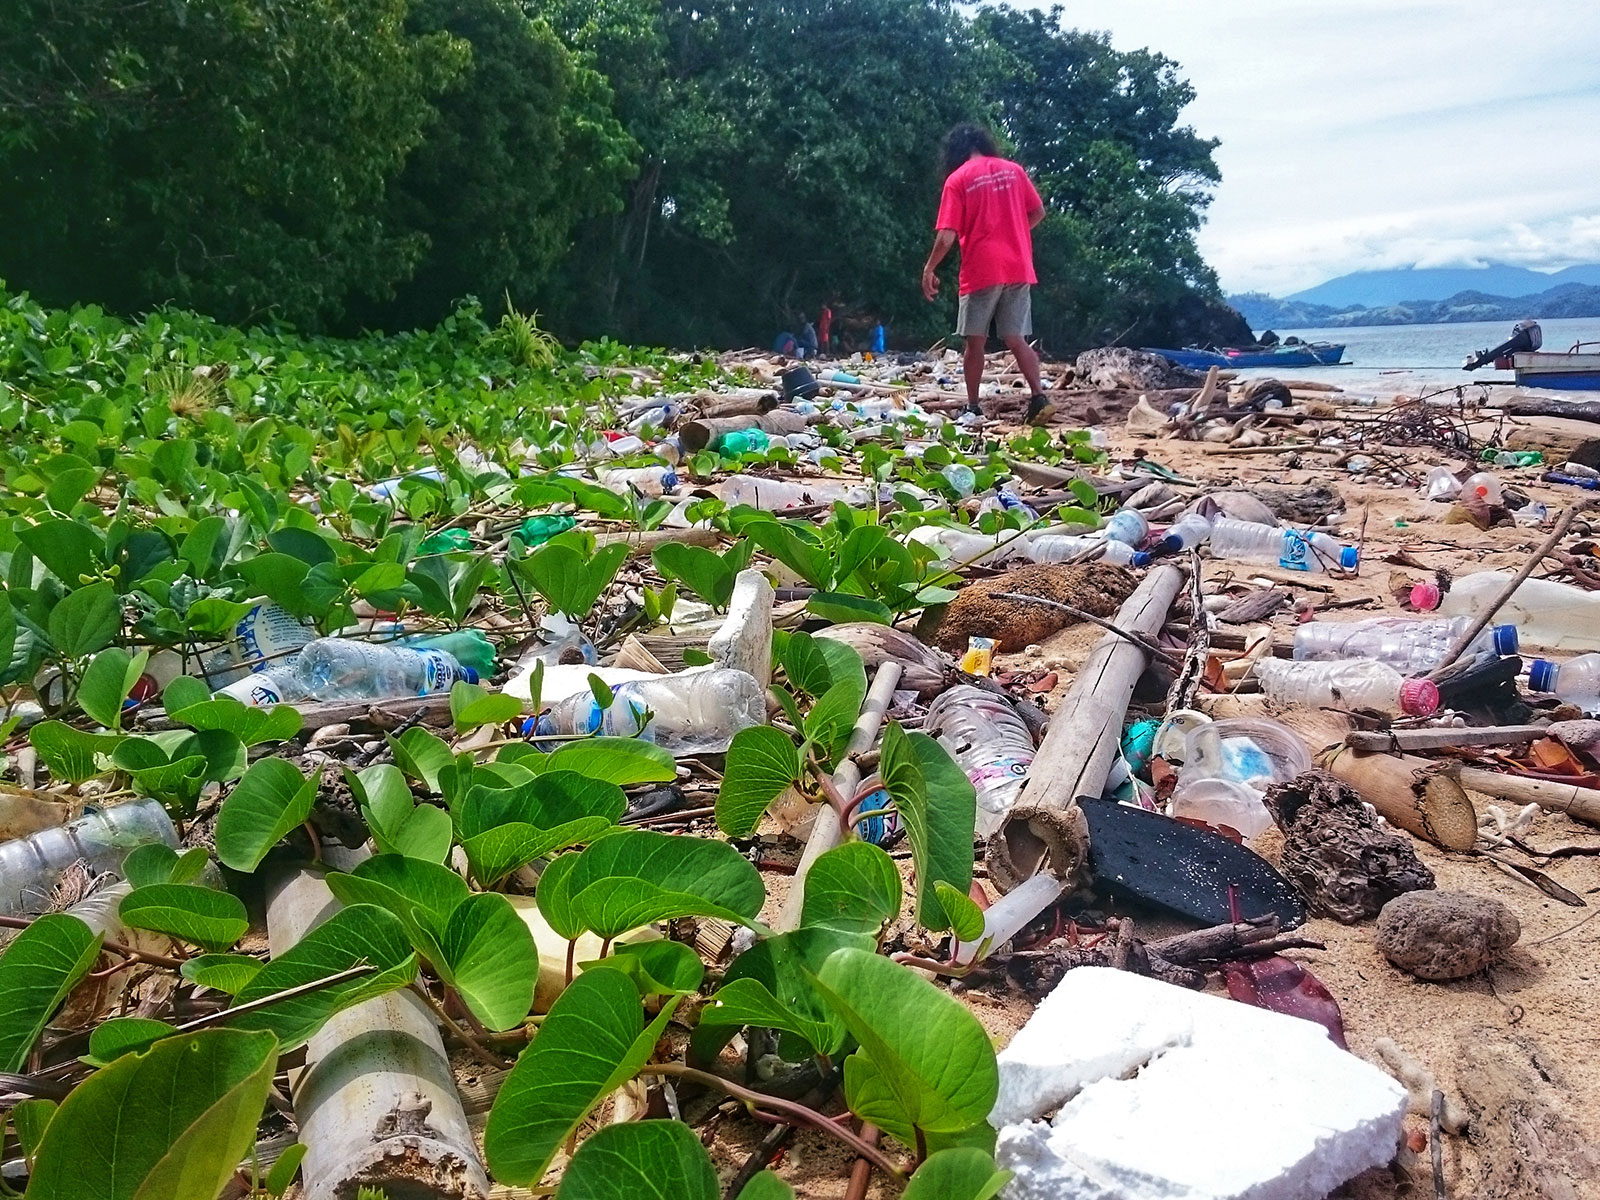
xmin=203 ymin=603 xmax=317 ymax=687
xmin=713 ymin=429 xmax=770 ymax=455
xmin=1422 ymin=466 xmax=1462 ymax=501
xmin=722 ymin=477 xmax=877 ymax=510
xmin=1254 ymin=657 xmax=1439 ymax=716
xmin=1146 ymin=513 xmax=1213 ymax=558
xmin=517 ymin=514 xmax=577 ymax=546
xmin=1461 ymin=471 xmax=1503 ymax=505
xmin=0 ymin=799 xmax=178 ymax=915
xmin=1437 ymin=572 xmax=1600 ymax=651
xmin=906 ymin=526 xmax=1028 ymax=567
xmin=941 ymin=463 xmax=977 ymax=497
xmin=1293 ymin=616 xmax=1517 ymax=673
xmin=1207 ymin=517 xmax=1358 ymax=573
xmin=924 ymin=685 xmax=1036 ymax=838
xmin=1528 ymin=654 xmax=1600 ymax=710
xmin=1170 ymin=722 xmax=1275 ymax=839
xmin=533 ymin=668 xmax=765 ymax=756
xmin=418 ymin=528 xmax=472 ymax=554
xmin=1482 ymin=449 xmax=1542 ymax=467
xmin=289 ymin=638 xmax=478 ymax=702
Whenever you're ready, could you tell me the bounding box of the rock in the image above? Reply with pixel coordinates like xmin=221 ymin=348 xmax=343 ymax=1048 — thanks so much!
xmin=935 ymin=562 xmax=1137 ymax=653
xmin=1375 ymin=890 xmax=1520 ymax=980
xmin=1075 ymin=346 xmax=1203 ymax=391
xmin=992 ymin=968 xmax=1407 ymax=1200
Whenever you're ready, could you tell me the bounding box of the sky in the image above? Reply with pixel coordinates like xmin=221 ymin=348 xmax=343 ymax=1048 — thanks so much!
xmin=1050 ymin=0 xmax=1600 ymax=296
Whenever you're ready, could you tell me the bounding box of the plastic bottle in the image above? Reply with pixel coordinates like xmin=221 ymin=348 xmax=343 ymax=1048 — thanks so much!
xmin=1023 ymin=536 xmax=1146 ymax=567
xmin=1147 ymin=512 xmax=1213 ymax=558
xmin=1461 ymin=471 xmax=1503 ymax=505
xmin=713 ymin=429 xmax=770 ymax=455
xmin=215 ymin=670 xmax=308 ymax=706
xmin=1528 ymin=655 xmax=1600 ymax=709
xmin=1293 ymin=616 xmax=1517 ymax=673
xmin=597 ymin=466 xmax=679 ymax=497
xmin=1437 ymin=572 xmax=1600 ymax=651
xmin=0 ymin=799 xmax=178 ymax=915
xmin=1170 ymin=723 xmax=1275 ymax=839
xmin=923 ymin=685 xmax=1037 ymax=838
xmin=1483 ymin=450 xmax=1542 ymax=467
xmin=907 ymin=526 xmax=1028 ymax=567
xmin=1254 ymin=658 xmax=1439 ymax=716
xmin=941 ymin=463 xmax=977 ymax=497
xmin=722 ymin=477 xmax=864 ymax=510
xmin=1207 ymin=517 xmax=1359 ymax=573
xmin=533 ymin=668 xmax=765 ymax=755
xmin=1103 ymin=509 xmax=1150 ymax=546
xmin=418 ymin=528 xmax=472 ymax=555
xmin=625 ymin=403 xmax=680 ymax=433
xmin=1422 ymin=467 xmax=1462 ymax=501
xmin=203 ymin=603 xmax=317 ymax=687
xmin=288 ymin=638 xmax=478 ymax=702
xmin=397 ymin=629 xmax=497 ymax=677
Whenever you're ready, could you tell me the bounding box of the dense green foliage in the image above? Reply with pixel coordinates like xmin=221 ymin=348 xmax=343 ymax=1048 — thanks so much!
xmin=1 ymin=0 xmax=1230 ymax=350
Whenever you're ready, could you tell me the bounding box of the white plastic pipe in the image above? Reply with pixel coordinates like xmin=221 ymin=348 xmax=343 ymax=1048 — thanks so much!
xmin=952 ymin=873 xmax=1065 ymax=965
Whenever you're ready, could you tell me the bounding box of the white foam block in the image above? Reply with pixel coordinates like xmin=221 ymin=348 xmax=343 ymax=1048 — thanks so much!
xmin=992 ymin=968 xmax=1406 ymax=1200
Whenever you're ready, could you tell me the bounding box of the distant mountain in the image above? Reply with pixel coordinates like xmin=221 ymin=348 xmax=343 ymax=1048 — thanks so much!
xmin=1228 ymin=282 xmax=1600 ymax=331
xmin=1283 ymin=263 xmax=1600 ymax=308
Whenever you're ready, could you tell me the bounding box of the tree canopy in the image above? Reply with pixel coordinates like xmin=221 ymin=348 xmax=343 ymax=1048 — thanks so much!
xmin=0 ymin=0 xmax=1240 ymax=352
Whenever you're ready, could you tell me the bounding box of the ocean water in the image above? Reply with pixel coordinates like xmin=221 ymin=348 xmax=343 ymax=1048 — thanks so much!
xmin=1242 ymin=317 xmax=1600 ymax=396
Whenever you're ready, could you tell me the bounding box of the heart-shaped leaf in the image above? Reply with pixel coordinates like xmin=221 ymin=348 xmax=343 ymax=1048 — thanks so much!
xmin=814 ymin=947 xmax=998 ymax=1137
xmin=515 ymin=542 xmax=628 ymax=619
xmin=806 ymin=592 xmax=894 ymax=626
xmin=880 ymin=722 xmax=975 ymax=930
xmin=25 ymin=1028 xmax=277 ymax=1200
xmin=47 ymin=583 xmax=120 ymax=658
xmin=215 ymin=758 xmax=318 ymax=872
xmin=449 ymin=680 xmax=523 ymax=733
xmin=800 ymin=842 xmax=902 ymax=936
xmin=803 ymin=676 xmax=867 ymax=766
xmin=17 ymin=519 xmax=104 ymax=589
xmin=580 ymin=939 xmax=705 ymax=996
xmin=29 ymin=721 xmax=120 ymax=784
xmin=698 ymin=927 xmax=867 ymax=1058
xmin=0 ymin=914 xmax=102 ymax=1071
xmin=323 ymin=855 xmax=469 ymax=960
xmin=121 ymin=845 xmax=210 ymax=890
xmin=524 ymin=737 xmax=677 ymax=785
xmin=652 ymin=543 xmax=734 ymax=609
xmin=78 ymin=647 xmax=149 ymax=730
xmin=484 ymin=969 xmax=680 ymax=1185
xmin=388 ymin=725 xmax=454 ymax=792
xmin=180 ymin=954 xmax=263 ymax=996
xmin=84 ymin=1017 xmax=177 ymax=1066
xmin=739 ymin=1172 xmax=795 ymax=1200
xmin=433 ymin=893 xmax=538 ymax=1031
xmin=553 ymin=1120 xmax=718 ymax=1200
xmin=715 ymin=726 xmax=803 ymax=837
xmin=903 ymin=1148 xmax=1012 ymax=1200
xmin=348 ymin=764 xmax=452 ymax=863
xmin=164 ymin=696 xmax=302 ymax=746
xmin=558 ymin=830 xmax=765 ymax=939
xmin=120 ymin=885 xmax=248 ymax=951
xmin=12 ymin=1097 xmax=55 ymax=1160
xmin=934 ymin=883 xmax=986 ymax=943
xmin=225 ymin=904 xmax=417 ymax=1051
xmin=462 ymin=819 xmax=613 ymax=890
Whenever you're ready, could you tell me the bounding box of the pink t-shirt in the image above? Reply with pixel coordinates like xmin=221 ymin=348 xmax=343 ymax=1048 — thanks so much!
xmin=935 ymin=156 xmax=1043 ymax=295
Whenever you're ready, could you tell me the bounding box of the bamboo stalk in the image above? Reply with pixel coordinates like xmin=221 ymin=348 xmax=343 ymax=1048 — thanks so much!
xmin=1456 ymin=767 xmax=1600 ymax=825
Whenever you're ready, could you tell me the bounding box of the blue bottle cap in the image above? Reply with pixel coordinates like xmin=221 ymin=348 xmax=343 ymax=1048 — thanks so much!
xmin=662 ymin=469 xmax=679 ymax=490
xmin=1339 ymin=546 xmax=1360 ymax=569
xmin=1492 ymin=625 xmax=1518 ymax=656
xmin=462 ymin=666 xmax=480 ymax=685
xmin=1131 ymin=551 xmax=1153 ymax=568
xmin=1528 ymin=659 xmax=1557 ymax=693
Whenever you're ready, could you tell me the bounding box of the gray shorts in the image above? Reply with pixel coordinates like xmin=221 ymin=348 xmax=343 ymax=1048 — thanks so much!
xmin=956 ymin=283 xmax=1032 ymax=338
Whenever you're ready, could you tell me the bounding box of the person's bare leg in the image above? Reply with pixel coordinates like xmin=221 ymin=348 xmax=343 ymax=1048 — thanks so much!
xmin=963 ymin=335 xmax=987 ymax=409
xmin=1004 ymin=334 xmax=1044 ymax=397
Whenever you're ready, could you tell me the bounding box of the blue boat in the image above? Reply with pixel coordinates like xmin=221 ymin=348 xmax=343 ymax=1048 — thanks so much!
xmin=1512 ymin=345 xmax=1600 ymax=391
xmin=1145 ymin=342 xmax=1346 ymax=370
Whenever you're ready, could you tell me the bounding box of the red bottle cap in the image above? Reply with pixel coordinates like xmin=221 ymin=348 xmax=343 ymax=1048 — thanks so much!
xmin=1397 ymin=678 xmax=1441 ymax=717
xmin=1409 ymin=581 xmax=1441 ymax=610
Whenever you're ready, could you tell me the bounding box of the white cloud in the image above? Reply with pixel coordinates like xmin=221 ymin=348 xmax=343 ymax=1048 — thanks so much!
xmin=1042 ymin=0 xmax=1600 ymax=294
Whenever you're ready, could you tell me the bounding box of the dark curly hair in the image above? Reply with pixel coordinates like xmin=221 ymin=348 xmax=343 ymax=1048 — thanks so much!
xmin=941 ymin=122 xmax=998 ymax=175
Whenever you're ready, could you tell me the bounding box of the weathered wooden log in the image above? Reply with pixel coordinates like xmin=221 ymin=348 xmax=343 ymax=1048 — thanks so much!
xmin=594 ymin=526 xmax=720 ymax=556
xmin=1315 ymin=743 xmax=1479 ymax=851
xmin=986 ymin=564 xmax=1185 ymax=888
xmin=691 ymin=388 xmax=779 ymax=419
xmin=678 ymin=411 xmax=810 ymax=452
xmin=1456 ymin=767 xmax=1600 ymax=825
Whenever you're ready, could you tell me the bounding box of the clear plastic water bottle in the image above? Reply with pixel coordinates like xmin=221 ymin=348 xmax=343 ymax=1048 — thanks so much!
xmin=1148 ymin=512 xmax=1213 ymax=558
xmin=1024 ymin=536 xmax=1146 ymax=567
xmin=534 ymin=668 xmax=765 ymax=755
xmin=941 ymin=463 xmax=977 ymax=497
xmin=1293 ymin=616 xmax=1517 ymax=673
xmin=907 ymin=526 xmax=1025 ymax=567
xmin=215 ymin=670 xmax=307 ymax=707
xmin=0 ymin=799 xmax=178 ymax=915
xmin=1528 ymin=655 xmax=1600 ymax=709
xmin=1461 ymin=471 xmax=1503 ymax=505
xmin=288 ymin=638 xmax=478 ymax=702
xmin=204 ymin=603 xmax=317 ymax=687
xmin=924 ymin=685 xmax=1036 ymax=838
xmin=597 ymin=466 xmax=679 ymax=497
xmin=722 ymin=477 xmax=861 ymax=510
xmin=1437 ymin=572 xmax=1600 ymax=650
xmin=1207 ymin=517 xmax=1358 ymax=573
xmin=1254 ymin=658 xmax=1439 ymax=716
xmin=1103 ymin=509 xmax=1150 ymax=546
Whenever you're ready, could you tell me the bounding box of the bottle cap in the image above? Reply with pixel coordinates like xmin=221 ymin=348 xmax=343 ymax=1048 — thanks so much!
xmin=661 ymin=469 xmax=679 ymax=490
xmin=1398 ymin=678 xmax=1441 ymax=716
xmin=1528 ymin=659 xmax=1557 ymax=693
xmin=462 ymin=666 xmax=480 ymax=685
xmin=1131 ymin=551 xmax=1153 ymax=568
xmin=1492 ymin=625 xmax=1518 ymax=656
xmin=1410 ymin=581 xmax=1442 ymax=610
xmin=1339 ymin=546 xmax=1360 ymax=569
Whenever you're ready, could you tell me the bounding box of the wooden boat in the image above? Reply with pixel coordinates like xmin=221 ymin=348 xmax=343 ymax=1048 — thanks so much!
xmin=1145 ymin=342 xmax=1346 ymax=369
xmin=1510 ymin=343 xmax=1600 ymax=391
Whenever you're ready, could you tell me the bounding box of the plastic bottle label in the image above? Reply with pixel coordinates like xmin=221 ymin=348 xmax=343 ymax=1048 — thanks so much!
xmin=233 ymin=604 xmax=315 ymax=670
xmin=852 ymin=784 xmax=901 ymax=845
xmin=969 ymin=757 xmax=1032 ymax=790
xmin=1277 ymin=530 xmax=1313 ymax=571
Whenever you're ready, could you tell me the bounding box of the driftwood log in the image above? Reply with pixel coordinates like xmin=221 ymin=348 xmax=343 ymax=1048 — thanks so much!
xmin=986 ymin=564 xmax=1185 ymax=890
xmin=1262 ymin=770 xmax=1435 ymax=922
xmin=678 ymin=410 xmax=809 ymax=452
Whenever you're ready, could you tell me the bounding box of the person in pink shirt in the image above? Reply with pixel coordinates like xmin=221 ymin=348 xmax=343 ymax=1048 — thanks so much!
xmin=921 ymin=123 xmax=1053 ymax=425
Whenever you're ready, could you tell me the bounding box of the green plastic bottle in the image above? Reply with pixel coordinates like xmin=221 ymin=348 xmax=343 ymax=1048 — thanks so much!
xmin=398 ymin=629 xmax=496 ymax=677
xmin=712 ymin=428 xmax=771 ymax=455
xmin=517 ymin=514 xmax=577 ymax=546
xmin=418 ymin=527 xmax=471 ymax=554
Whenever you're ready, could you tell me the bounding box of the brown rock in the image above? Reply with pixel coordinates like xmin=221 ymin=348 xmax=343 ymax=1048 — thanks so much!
xmin=1375 ymin=891 xmax=1520 ymax=980
xmin=935 ymin=562 xmax=1138 ymax=653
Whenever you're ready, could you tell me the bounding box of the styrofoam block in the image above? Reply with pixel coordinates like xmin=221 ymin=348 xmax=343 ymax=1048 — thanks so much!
xmin=992 ymin=968 xmax=1406 ymax=1200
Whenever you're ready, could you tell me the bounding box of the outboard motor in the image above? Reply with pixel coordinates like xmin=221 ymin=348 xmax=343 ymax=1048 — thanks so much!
xmin=1464 ymin=320 xmax=1541 ymax=370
